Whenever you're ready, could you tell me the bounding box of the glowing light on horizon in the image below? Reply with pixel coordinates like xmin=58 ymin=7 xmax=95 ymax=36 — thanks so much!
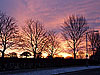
xmin=42 ymin=52 xmax=48 ymax=58
xmin=58 ymin=53 xmax=72 ymax=58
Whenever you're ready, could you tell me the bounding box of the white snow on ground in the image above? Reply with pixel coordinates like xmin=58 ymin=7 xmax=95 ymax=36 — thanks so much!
xmin=2 ymin=66 xmax=100 ymax=75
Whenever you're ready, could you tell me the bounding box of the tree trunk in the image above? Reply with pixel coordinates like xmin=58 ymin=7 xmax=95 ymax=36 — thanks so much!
xmin=74 ymin=42 xmax=76 ymax=59
xmin=2 ymin=51 xmax=5 ymax=58
xmin=51 ymin=46 xmax=54 ymax=57
xmin=34 ymin=51 xmax=36 ymax=59
xmin=2 ymin=44 xmax=6 ymax=58
xmin=74 ymin=48 xmax=76 ymax=59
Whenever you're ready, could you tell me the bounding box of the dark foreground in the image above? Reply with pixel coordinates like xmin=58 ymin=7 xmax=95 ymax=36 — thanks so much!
xmin=0 ymin=58 xmax=100 ymax=72
xmin=58 ymin=68 xmax=100 ymax=75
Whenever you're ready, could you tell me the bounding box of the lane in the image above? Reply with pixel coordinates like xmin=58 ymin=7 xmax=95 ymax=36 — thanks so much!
xmin=0 ymin=66 xmax=100 ymax=75
xmin=58 ymin=68 xmax=100 ymax=75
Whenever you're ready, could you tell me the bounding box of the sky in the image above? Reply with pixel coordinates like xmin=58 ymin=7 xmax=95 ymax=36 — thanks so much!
xmin=0 ymin=0 xmax=100 ymax=31
xmin=0 ymin=0 xmax=100 ymax=57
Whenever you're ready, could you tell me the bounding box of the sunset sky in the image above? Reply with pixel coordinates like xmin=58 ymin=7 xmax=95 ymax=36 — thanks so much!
xmin=0 ymin=0 xmax=100 ymax=31
xmin=0 ymin=0 xmax=100 ymax=57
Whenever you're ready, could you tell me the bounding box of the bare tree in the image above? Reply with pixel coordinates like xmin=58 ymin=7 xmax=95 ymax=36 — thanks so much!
xmin=22 ymin=19 xmax=48 ymax=59
xmin=89 ymin=32 xmax=100 ymax=60
xmin=9 ymin=52 xmax=18 ymax=58
xmin=0 ymin=12 xmax=19 ymax=58
xmin=15 ymin=33 xmax=32 ymax=53
xmin=78 ymin=51 xmax=85 ymax=59
xmin=88 ymin=31 xmax=100 ymax=55
xmin=61 ymin=15 xmax=89 ymax=59
xmin=46 ymin=31 xmax=60 ymax=57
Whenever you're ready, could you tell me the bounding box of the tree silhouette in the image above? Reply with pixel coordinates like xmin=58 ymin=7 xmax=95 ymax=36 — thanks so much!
xmin=20 ymin=52 xmax=31 ymax=58
xmin=78 ymin=51 xmax=85 ymax=59
xmin=88 ymin=31 xmax=100 ymax=56
xmin=61 ymin=15 xmax=89 ymax=59
xmin=0 ymin=11 xmax=19 ymax=58
xmin=9 ymin=52 xmax=18 ymax=58
xmin=46 ymin=31 xmax=60 ymax=57
xmin=22 ymin=19 xmax=48 ymax=59
xmin=90 ymin=46 xmax=100 ymax=61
